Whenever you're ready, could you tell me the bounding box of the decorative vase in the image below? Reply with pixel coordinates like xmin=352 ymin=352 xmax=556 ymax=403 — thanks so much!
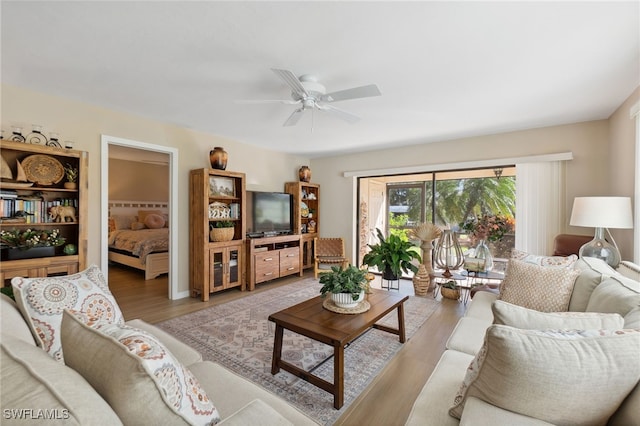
xmin=209 ymin=147 xmax=228 ymax=170
xmin=3 ymin=246 xmax=55 ymax=260
xmin=420 ymin=240 xmax=435 ymax=274
xmin=64 ymin=182 xmax=77 ymax=190
xmin=299 ymin=166 xmax=311 ymax=182
xmin=382 ymin=267 xmax=398 ymax=281
xmin=210 ymin=227 xmax=234 ymax=242
xmin=474 ymin=239 xmax=494 ymax=272
xmin=412 ymin=264 xmax=431 ymax=297
xmin=331 ymin=290 xmax=365 ymax=309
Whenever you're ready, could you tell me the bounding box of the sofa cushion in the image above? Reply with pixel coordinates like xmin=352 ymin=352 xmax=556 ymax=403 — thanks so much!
xmin=449 ymin=325 xmax=640 ymax=425
xmin=586 ymin=275 xmax=640 ymax=328
xmin=511 ymin=248 xmax=578 ymax=268
xmin=492 ymin=300 xmax=624 ymax=329
xmin=499 ymin=259 xmax=580 ymax=312
xmin=569 ymin=258 xmax=616 ymax=312
xmin=188 ymin=361 xmax=319 ymax=425
xmin=445 ymin=317 xmax=493 ymax=355
xmin=0 ymin=334 xmax=122 ymax=426
xmin=459 ymin=397 xmax=555 ymax=426
xmin=11 ymin=265 xmax=124 ymax=361
xmin=1 ymin=293 xmax=37 ymax=345
xmin=61 ymin=310 xmax=221 ymax=426
xmin=463 ymin=291 xmax=498 ymax=321
xmin=218 ymin=399 xmax=293 ymax=426
xmin=618 ymin=260 xmax=640 ymax=281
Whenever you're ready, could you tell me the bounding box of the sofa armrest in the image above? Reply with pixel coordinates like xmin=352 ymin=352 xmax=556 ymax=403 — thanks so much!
xmin=459 ymin=397 xmax=555 ymax=426
xmin=218 ymin=399 xmax=293 ymax=426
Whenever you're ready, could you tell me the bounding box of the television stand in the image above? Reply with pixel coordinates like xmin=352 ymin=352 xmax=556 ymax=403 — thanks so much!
xmin=247 ymin=234 xmax=302 ymax=290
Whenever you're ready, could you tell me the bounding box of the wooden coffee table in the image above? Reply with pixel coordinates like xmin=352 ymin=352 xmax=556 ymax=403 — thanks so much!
xmin=268 ymin=289 xmax=408 ymax=409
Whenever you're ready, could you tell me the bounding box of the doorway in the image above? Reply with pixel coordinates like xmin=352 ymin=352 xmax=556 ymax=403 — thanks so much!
xmin=100 ymin=135 xmax=180 ymax=299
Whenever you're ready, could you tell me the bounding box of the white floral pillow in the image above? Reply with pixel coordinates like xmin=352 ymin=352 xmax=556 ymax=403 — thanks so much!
xmin=11 ymin=265 xmax=124 ymax=361
xmin=62 ymin=310 xmax=221 ymax=426
xmin=511 ymin=249 xmax=578 ymax=268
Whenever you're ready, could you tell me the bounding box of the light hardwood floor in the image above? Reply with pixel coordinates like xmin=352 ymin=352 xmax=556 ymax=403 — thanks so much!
xmin=108 ymin=265 xmax=465 ymax=426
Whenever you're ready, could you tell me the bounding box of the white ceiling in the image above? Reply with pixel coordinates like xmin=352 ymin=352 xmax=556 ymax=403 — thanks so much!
xmin=2 ymin=1 xmax=639 ymax=158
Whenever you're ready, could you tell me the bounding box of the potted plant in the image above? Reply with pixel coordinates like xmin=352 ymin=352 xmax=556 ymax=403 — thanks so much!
xmin=319 ymin=265 xmax=368 ymax=309
xmin=0 ymin=228 xmax=66 ymax=260
xmin=64 ymin=163 xmax=79 ymax=189
xmin=440 ymin=280 xmax=460 ymax=300
xmin=362 ymin=228 xmax=421 ymax=280
xmin=210 ymin=220 xmax=235 ymax=242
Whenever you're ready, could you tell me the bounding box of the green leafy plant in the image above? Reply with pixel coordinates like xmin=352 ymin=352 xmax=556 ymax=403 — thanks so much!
xmin=64 ymin=163 xmax=79 ymax=183
xmin=441 ymin=280 xmax=457 ymax=289
xmin=210 ymin=220 xmax=234 ymax=229
xmin=319 ymin=265 xmax=368 ymax=301
xmin=0 ymin=228 xmax=66 ymax=250
xmin=362 ymin=228 xmax=421 ymax=279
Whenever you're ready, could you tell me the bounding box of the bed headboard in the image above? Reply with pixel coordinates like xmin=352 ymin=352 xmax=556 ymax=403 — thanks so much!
xmin=108 ymin=200 xmax=169 ymax=217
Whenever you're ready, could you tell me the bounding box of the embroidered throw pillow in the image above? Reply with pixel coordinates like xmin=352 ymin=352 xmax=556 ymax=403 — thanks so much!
xmin=11 ymin=265 xmax=124 ymax=361
xmin=492 ymin=300 xmax=624 ymax=330
xmin=499 ymin=259 xmax=580 ymax=312
xmin=511 ymin=249 xmax=578 ymax=268
xmin=61 ymin=310 xmax=221 ymax=426
xmin=449 ymin=325 xmax=640 ymax=424
xmin=144 ymin=213 xmax=166 ymax=229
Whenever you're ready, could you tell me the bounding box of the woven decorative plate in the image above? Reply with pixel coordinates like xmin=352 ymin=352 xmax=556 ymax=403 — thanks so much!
xmin=323 ymin=298 xmax=370 ymax=314
xmin=21 ymin=154 xmax=64 ymax=185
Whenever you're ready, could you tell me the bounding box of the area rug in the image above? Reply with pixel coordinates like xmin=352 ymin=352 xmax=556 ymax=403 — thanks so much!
xmin=157 ymin=278 xmax=439 ymax=425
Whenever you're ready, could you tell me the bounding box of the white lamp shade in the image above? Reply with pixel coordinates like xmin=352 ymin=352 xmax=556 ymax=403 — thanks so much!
xmin=570 ymin=197 xmax=633 ymax=229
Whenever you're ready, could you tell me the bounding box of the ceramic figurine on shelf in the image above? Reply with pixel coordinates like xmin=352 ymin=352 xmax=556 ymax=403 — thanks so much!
xmin=10 ymin=127 xmax=25 ymax=142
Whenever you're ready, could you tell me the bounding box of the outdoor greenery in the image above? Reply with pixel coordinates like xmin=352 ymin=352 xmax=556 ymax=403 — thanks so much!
xmin=319 ymin=265 xmax=368 ymax=301
xmin=362 ymin=228 xmax=421 ymax=279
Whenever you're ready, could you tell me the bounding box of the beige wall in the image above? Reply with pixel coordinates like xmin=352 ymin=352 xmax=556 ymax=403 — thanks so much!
xmin=109 ymin=159 xmax=169 ymax=201
xmin=607 ymin=87 xmax=639 ymax=260
xmin=1 ymin=84 xmax=309 ymax=297
xmin=311 ymin=104 xmax=637 ymax=260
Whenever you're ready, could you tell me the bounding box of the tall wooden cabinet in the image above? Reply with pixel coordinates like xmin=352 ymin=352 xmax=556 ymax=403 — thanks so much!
xmin=189 ymin=168 xmax=246 ymax=301
xmin=0 ymin=140 xmax=88 ymax=285
xmin=284 ymin=181 xmax=320 ymax=270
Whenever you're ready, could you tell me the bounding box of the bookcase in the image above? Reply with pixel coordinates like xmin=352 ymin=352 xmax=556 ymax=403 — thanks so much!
xmin=0 ymin=140 xmax=88 ymax=285
xmin=189 ymin=168 xmax=246 ymax=301
xmin=284 ymin=181 xmax=320 ymax=270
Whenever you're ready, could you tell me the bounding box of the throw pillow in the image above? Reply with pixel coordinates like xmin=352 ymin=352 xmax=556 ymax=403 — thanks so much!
xmin=510 ymin=249 xmax=578 ymax=268
xmin=492 ymin=300 xmax=624 ymax=329
xmin=131 ymin=221 xmax=146 ymax=230
xmin=10 ymin=265 xmax=124 ymax=361
xmin=499 ymin=259 xmax=580 ymax=312
xmin=61 ymin=310 xmax=221 ymax=426
xmin=111 ymin=214 xmax=138 ymax=231
xmin=144 ymin=213 xmax=166 ymax=229
xmin=138 ymin=209 xmax=163 ymax=223
xmin=449 ymin=325 xmax=640 ymax=425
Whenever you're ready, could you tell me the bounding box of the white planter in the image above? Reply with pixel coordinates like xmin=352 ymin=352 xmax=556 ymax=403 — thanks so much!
xmin=331 ymin=290 xmax=365 ymax=309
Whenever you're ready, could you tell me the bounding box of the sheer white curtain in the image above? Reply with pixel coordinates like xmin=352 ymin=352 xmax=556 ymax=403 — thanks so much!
xmin=515 ymin=161 xmax=566 ymax=255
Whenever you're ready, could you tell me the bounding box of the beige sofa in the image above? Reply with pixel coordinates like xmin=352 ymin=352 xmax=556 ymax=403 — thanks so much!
xmin=406 ymin=257 xmax=640 ymax=426
xmin=1 ymin=291 xmax=319 ymax=425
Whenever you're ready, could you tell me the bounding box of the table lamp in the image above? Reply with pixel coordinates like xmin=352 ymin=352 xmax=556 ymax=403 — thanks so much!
xmin=569 ymin=197 xmax=633 ymax=267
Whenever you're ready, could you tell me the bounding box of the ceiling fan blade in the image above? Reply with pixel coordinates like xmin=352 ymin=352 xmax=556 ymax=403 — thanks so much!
xmin=271 ymin=68 xmax=308 ymax=98
xmin=316 ymin=103 xmax=361 ymax=123
xmin=321 ymin=84 xmax=381 ymax=102
xmin=235 ymin=99 xmax=300 ymax=105
xmin=283 ymin=108 xmax=305 ymax=126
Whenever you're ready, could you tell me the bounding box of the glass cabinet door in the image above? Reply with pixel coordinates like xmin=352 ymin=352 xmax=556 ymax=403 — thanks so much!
xmin=210 ymin=250 xmax=224 ymax=289
xmin=227 ymin=247 xmax=241 ymax=288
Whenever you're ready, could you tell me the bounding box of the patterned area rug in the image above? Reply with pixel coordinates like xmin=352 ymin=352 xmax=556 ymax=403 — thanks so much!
xmin=157 ymin=278 xmax=439 ymax=425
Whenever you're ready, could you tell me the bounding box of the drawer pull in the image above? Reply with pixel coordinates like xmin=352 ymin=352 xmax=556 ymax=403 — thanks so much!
xmin=287 ymin=254 xmax=295 ymax=257
xmin=287 ymin=267 xmax=295 ymax=271
xmin=263 ymin=257 xmax=273 ymax=261
xmin=264 ymin=272 xmax=273 ymax=276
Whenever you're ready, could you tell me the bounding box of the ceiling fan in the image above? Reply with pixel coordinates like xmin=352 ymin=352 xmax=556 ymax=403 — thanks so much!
xmin=238 ymin=68 xmax=381 ymax=127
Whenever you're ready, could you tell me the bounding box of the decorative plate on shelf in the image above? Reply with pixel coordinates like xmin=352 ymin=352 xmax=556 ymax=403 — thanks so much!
xmin=300 ymin=201 xmax=309 ymax=218
xmin=21 ymin=154 xmax=65 ymax=186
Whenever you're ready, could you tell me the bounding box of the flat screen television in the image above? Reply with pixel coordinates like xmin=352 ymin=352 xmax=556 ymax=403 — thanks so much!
xmin=247 ymin=191 xmax=293 ymax=236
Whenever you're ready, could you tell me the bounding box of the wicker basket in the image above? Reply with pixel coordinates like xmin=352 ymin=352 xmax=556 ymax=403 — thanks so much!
xmin=210 ymin=227 xmax=234 ymax=242
xmin=440 ymin=286 xmax=460 ymax=300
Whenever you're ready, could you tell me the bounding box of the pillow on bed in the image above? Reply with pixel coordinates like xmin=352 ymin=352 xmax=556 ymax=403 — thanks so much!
xmin=138 ymin=210 xmax=163 ymax=223
xmin=131 ymin=222 xmax=146 ymax=230
xmin=111 ymin=215 xmax=137 ymax=231
xmin=144 ymin=214 xmax=165 ymax=229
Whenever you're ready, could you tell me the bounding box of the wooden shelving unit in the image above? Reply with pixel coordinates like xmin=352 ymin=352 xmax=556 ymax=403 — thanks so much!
xmin=0 ymin=140 xmax=88 ymax=285
xmin=284 ymin=181 xmax=320 ymax=270
xmin=189 ymin=168 xmax=246 ymax=301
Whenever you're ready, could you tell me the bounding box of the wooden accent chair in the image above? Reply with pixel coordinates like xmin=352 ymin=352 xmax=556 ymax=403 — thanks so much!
xmin=314 ymin=237 xmax=349 ymax=279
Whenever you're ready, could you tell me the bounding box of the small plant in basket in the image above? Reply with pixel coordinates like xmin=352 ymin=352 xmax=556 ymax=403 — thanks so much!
xmin=209 ymin=221 xmax=235 ymax=242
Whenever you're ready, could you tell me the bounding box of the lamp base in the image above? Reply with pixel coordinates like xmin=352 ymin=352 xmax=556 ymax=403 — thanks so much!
xmin=579 ymin=237 xmax=621 ymax=268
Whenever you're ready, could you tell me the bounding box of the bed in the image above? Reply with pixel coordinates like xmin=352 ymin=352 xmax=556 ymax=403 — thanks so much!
xmin=108 ymin=200 xmax=169 ymax=280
